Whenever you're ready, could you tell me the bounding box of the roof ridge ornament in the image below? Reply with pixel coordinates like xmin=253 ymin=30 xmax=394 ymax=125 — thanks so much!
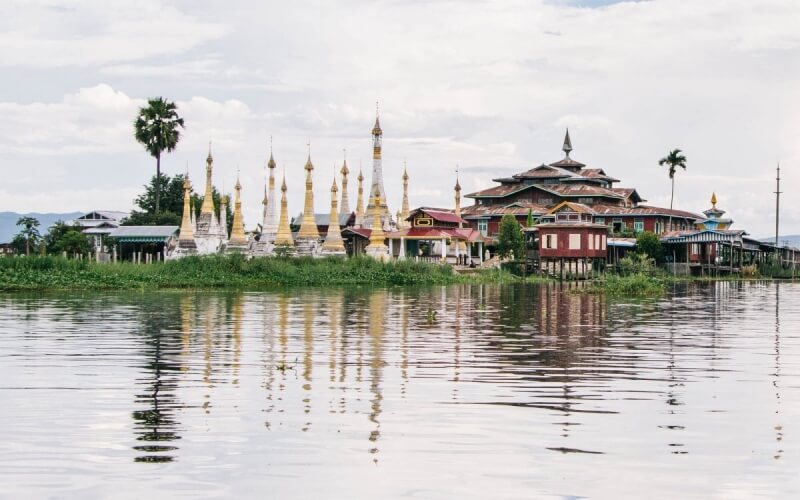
xmin=562 ymin=128 xmax=573 ymax=158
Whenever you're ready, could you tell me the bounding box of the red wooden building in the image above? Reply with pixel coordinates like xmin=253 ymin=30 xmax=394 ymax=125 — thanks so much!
xmin=462 ymin=131 xmax=701 ymax=240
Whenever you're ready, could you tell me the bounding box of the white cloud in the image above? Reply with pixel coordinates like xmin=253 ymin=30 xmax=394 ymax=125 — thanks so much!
xmin=0 ymin=0 xmax=225 ymax=67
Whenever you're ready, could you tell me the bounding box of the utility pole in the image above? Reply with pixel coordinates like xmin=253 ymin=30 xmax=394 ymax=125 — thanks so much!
xmin=775 ymin=163 xmax=782 ymax=246
xmin=775 ymin=163 xmax=782 ymax=269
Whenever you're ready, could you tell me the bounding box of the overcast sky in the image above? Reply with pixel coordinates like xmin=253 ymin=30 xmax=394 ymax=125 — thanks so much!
xmin=1 ymin=0 xmax=798 ymax=236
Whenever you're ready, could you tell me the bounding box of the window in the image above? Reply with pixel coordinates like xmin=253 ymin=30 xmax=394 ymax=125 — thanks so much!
xmin=569 ymin=234 xmax=581 ymax=250
xmin=654 ymin=220 xmax=663 ymax=234
xmin=595 ymin=217 xmax=605 ymax=225
xmin=544 ymin=234 xmax=555 ymax=249
xmin=594 ymin=234 xmax=600 ymax=250
xmin=478 ymin=219 xmax=488 ymax=236
xmin=589 ymin=234 xmax=595 ymax=250
xmin=601 ymin=235 xmax=607 ymax=250
xmin=634 ymin=219 xmax=644 ymax=233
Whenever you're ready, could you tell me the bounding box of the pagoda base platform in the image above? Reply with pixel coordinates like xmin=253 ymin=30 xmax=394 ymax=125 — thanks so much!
xmin=365 ymin=244 xmax=390 ymax=262
xmin=295 ymin=238 xmax=320 ymax=257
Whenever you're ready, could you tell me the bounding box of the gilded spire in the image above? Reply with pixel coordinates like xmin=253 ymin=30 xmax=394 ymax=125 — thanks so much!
xmin=297 ymin=154 xmax=320 ymax=240
xmin=366 ymin=187 xmax=388 ymax=251
xmin=340 ymin=150 xmax=351 ymax=215
xmin=275 ymin=175 xmax=294 ymax=246
xmin=178 ymin=175 xmax=194 ymax=241
xmin=229 ymin=174 xmax=247 ymax=246
xmin=355 ymin=168 xmax=365 ymax=228
xmin=322 ymin=173 xmax=345 ymax=253
xmin=711 ymin=192 xmax=717 ymax=209
xmin=200 ymin=149 xmax=216 ymax=215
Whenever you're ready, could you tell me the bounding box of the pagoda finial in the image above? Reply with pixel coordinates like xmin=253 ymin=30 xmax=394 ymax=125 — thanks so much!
xmin=711 ymin=192 xmax=717 ymax=209
xmin=562 ymin=128 xmax=573 ymax=158
xmin=372 ymin=101 xmax=382 ymax=136
xmin=454 ymin=165 xmax=461 ymax=192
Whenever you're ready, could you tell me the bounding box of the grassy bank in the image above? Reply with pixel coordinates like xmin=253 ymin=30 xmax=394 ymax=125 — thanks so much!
xmin=0 ymin=255 xmax=520 ymax=291
xmin=581 ymin=273 xmax=667 ymax=296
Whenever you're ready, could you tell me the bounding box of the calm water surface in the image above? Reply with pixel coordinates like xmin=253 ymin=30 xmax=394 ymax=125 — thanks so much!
xmin=1 ymin=282 xmax=799 ymax=499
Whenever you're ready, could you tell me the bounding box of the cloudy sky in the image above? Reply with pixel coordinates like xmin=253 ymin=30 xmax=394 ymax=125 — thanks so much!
xmin=1 ymin=0 xmax=798 ymax=236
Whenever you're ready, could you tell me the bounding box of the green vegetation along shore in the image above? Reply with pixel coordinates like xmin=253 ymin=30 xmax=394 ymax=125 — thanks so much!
xmin=0 ymin=255 xmax=520 ymax=291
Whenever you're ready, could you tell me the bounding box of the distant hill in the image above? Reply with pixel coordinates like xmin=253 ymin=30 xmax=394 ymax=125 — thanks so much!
xmin=0 ymin=211 xmax=83 ymax=243
xmin=759 ymin=235 xmax=800 ymax=248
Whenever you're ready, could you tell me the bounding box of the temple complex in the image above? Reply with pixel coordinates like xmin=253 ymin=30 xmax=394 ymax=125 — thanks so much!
xmin=149 ymin=113 xmax=797 ymax=274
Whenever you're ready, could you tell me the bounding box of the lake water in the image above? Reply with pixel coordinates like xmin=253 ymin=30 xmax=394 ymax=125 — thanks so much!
xmin=1 ymin=282 xmax=799 ymax=499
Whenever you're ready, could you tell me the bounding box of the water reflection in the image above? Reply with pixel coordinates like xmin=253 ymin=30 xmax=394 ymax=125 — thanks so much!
xmin=131 ymin=295 xmax=184 ymax=463
xmin=2 ymin=282 xmax=799 ymax=498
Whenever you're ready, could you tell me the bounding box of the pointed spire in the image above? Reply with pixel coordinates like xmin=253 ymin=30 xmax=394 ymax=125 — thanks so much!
xmin=178 ymin=174 xmax=194 ymax=241
xmin=297 ymin=152 xmax=320 ymax=240
xmin=372 ymin=100 xmax=382 ymax=136
xmin=711 ymin=192 xmax=717 ymax=209
xmin=400 ymin=163 xmax=410 ymax=229
xmin=229 ymin=172 xmax=247 ymax=247
xmin=200 ymin=148 xmax=216 ymax=215
xmin=218 ymin=193 xmax=229 ymax=240
xmin=562 ymin=128 xmax=573 ymax=158
xmin=322 ymin=172 xmax=345 ymax=253
xmin=275 ymin=174 xmax=294 ymax=246
xmin=340 ymin=149 xmax=351 ymax=216
xmin=355 ymin=167 xmax=365 ymax=228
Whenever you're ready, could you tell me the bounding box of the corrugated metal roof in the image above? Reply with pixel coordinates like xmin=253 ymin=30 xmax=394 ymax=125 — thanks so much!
xmin=109 ymin=226 xmax=178 ymax=238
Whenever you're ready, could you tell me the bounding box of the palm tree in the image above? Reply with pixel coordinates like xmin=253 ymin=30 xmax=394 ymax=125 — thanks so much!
xmin=16 ymin=216 xmax=40 ymax=255
xmin=134 ymin=98 xmax=185 ymax=214
xmin=658 ymin=149 xmax=687 ymax=230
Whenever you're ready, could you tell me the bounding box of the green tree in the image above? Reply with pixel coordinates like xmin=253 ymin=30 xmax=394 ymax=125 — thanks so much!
xmin=658 ymin=149 xmax=687 ymax=229
xmin=43 ymin=221 xmax=91 ymax=255
xmin=497 ymin=214 xmax=525 ymax=260
xmin=9 ymin=234 xmax=28 ymax=255
xmin=526 ymin=208 xmax=534 ymax=227
xmin=16 ymin=216 xmax=41 ymax=255
xmin=636 ymin=231 xmax=664 ymax=263
xmin=134 ymin=97 xmax=185 ymax=214
xmin=134 ymin=173 xmax=188 ymax=215
xmin=59 ymin=231 xmax=91 ymax=255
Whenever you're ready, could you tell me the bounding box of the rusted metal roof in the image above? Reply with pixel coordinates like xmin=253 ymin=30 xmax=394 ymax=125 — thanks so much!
xmin=591 ymin=204 xmax=703 ymax=219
